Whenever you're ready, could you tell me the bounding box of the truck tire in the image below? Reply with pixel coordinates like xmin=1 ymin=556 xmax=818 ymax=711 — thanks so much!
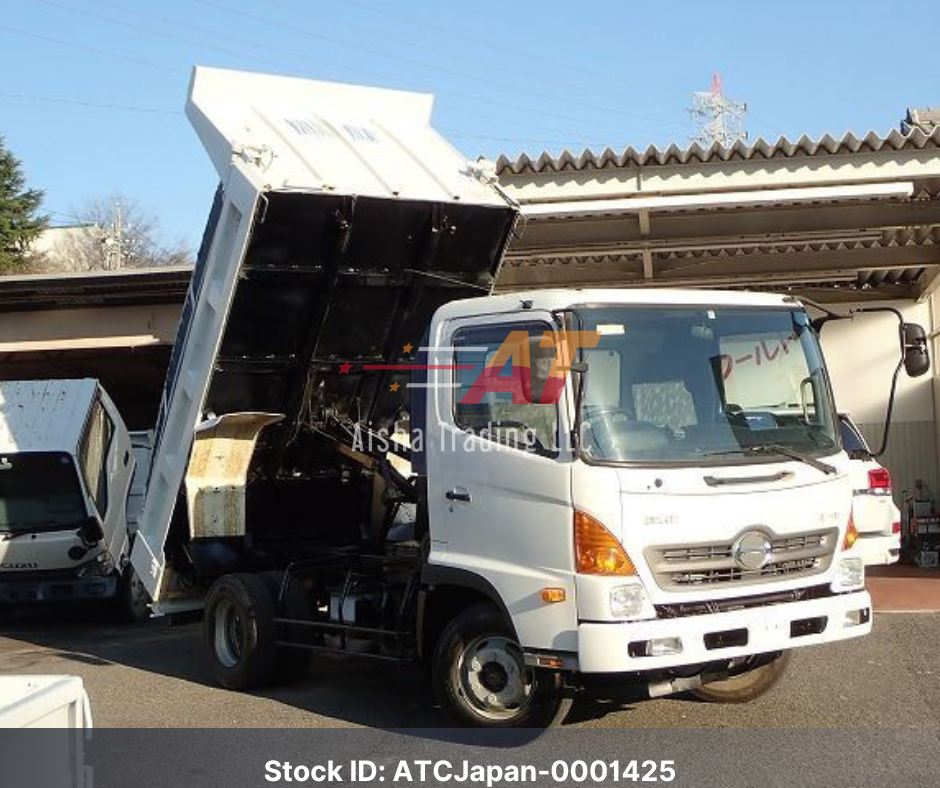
xmin=433 ymin=603 xmax=571 ymax=728
xmin=204 ymin=574 xmax=278 ymax=691
xmin=692 ymin=651 xmax=791 ymax=704
xmin=115 ymin=565 xmax=151 ymax=623
xmin=260 ymin=571 xmax=313 ymax=684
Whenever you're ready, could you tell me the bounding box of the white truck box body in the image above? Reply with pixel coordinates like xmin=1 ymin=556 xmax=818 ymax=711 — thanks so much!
xmin=0 ymin=675 xmax=92 ymax=729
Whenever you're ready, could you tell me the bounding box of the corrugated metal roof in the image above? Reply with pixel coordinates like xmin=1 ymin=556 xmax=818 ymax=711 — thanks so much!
xmin=495 ymin=127 xmax=940 ymax=175
xmin=0 ymin=379 xmax=96 ymax=453
xmin=0 ymin=266 xmax=192 ymax=312
xmin=904 ymin=107 xmax=940 ymax=133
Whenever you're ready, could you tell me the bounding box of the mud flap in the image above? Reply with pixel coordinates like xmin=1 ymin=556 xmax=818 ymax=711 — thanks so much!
xmin=185 ymin=413 xmax=284 ymax=539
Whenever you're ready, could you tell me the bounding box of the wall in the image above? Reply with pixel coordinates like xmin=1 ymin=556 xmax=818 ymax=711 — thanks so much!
xmin=821 ymin=298 xmax=937 ymax=503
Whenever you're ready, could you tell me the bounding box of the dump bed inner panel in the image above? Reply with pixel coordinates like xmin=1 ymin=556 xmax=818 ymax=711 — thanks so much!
xmin=203 ymin=190 xmax=516 ymax=470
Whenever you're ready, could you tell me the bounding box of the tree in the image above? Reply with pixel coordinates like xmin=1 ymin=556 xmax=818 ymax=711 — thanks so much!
xmin=0 ymin=135 xmax=47 ymax=274
xmin=49 ymin=195 xmax=191 ymax=272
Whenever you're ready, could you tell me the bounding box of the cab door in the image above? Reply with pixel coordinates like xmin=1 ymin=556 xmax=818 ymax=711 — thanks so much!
xmin=78 ymin=392 xmax=134 ymax=561
xmin=426 ymin=315 xmax=578 ymax=653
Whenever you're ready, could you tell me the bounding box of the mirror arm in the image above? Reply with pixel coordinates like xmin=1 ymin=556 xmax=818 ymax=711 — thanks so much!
xmin=870 ymin=357 xmax=903 ymax=459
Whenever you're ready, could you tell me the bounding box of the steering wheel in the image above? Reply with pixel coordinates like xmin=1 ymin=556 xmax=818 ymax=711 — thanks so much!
xmin=581 ymin=407 xmax=637 ymax=457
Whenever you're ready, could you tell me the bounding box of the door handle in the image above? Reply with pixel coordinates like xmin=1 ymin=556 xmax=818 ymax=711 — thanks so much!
xmin=445 ymin=487 xmax=471 ymax=503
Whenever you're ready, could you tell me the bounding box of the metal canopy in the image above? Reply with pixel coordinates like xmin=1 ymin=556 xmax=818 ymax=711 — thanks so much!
xmin=495 ymin=127 xmax=940 ymax=302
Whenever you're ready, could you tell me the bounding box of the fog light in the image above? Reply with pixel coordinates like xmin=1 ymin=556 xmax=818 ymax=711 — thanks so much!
xmin=833 ymin=557 xmax=865 ymax=591
xmin=610 ymin=584 xmax=650 ymax=618
xmin=647 ymin=637 xmax=683 ymax=657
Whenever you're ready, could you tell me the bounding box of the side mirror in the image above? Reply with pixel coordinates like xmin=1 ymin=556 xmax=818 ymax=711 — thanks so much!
xmin=78 ymin=515 xmax=105 ymax=547
xmin=902 ymin=323 xmax=930 ymax=378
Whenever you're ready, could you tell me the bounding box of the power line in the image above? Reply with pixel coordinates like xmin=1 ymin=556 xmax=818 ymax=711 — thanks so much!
xmin=33 ymin=0 xmax=328 ymax=78
xmin=0 ymin=23 xmax=184 ymax=74
xmin=87 ymin=0 xmax=404 ymax=86
xmin=336 ymin=0 xmax=661 ymax=95
xmin=0 ymin=91 xmax=179 ymax=115
xmin=39 ymin=0 xmax=672 ymax=143
xmin=192 ymin=0 xmax=682 ymax=136
xmin=269 ymin=0 xmax=660 ymax=106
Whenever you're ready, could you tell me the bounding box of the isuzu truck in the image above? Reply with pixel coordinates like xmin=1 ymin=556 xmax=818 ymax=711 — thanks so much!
xmin=0 ymin=67 xmax=930 ymax=726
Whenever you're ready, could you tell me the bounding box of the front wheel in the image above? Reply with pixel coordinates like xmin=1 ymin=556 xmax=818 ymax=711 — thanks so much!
xmin=433 ymin=604 xmax=570 ymax=727
xmin=692 ymin=651 xmax=791 ymax=703
xmin=204 ymin=574 xmax=278 ymax=691
xmin=115 ymin=565 xmax=151 ymax=623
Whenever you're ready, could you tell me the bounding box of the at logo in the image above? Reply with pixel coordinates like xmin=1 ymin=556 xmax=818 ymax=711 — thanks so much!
xmin=460 ymin=330 xmax=600 ymax=405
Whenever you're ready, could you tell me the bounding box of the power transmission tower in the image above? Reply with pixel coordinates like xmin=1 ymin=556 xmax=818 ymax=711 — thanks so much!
xmin=690 ymin=73 xmax=747 ymax=147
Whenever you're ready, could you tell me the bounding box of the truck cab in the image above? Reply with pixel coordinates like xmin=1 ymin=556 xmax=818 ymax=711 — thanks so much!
xmin=0 ymin=379 xmax=146 ymax=617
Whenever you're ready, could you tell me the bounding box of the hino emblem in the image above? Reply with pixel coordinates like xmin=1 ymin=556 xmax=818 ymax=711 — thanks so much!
xmin=733 ymin=531 xmax=773 ymax=571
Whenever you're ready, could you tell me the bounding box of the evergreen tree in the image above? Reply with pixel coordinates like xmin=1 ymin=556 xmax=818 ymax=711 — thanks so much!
xmin=0 ymin=135 xmax=47 ymax=273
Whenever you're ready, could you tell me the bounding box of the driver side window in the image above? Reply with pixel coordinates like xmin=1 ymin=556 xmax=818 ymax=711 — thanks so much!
xmin=452 ymin=323 xmax=559 ymax=453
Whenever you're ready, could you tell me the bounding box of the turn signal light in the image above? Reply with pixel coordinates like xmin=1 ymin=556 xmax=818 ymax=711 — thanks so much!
xmin=574 ymin=511 xmax=637 ymax=575
xmin=541 ymin=587 xmax=566 ymax=604
xmin=843 ymin=514 xmax=859 ymax=551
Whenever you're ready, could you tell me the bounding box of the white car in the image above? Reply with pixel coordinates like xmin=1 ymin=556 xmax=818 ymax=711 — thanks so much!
xmin=839 ymin=414 xmax=901 ymax=565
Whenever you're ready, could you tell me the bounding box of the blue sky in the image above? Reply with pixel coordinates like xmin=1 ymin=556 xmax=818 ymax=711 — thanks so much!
xmin=2 ymin=0 xmax=938 ymax=252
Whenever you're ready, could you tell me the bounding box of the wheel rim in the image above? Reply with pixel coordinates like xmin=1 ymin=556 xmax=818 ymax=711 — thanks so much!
xmin=214 ymin=598 xmax=244 ymax=669
xmin=456 ymin=635 xmax=533 ymax=721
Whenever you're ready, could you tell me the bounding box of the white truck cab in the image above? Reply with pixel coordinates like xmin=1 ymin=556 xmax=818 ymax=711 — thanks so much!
xmin=422 ymin=291 xmax=872 ymax=695
xmin=0 ymin=379 xmax=148 ymax=618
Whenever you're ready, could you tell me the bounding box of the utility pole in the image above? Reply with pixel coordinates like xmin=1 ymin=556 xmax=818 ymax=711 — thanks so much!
xmin=690 ymin=73 xmax=747 ymax=147
xmin=102 ymin=199 xmax=124 ymax=270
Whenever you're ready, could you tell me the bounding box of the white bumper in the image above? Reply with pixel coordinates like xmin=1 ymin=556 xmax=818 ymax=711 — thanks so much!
xmin=578 ymin=590 xmax=871 ymax=673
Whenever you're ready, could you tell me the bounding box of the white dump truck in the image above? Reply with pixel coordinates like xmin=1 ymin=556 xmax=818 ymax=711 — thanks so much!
xmin=1 ymin=67 xmax=931 ymax=727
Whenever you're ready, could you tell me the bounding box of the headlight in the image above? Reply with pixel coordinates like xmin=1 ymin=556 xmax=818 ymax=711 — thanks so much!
xmin=77 ymin=550 xmax=115 ymax=578
xmin=832 ymin=557 xmax=864 ymax=591
xmin=610 ymin=583 xmax=655 ymax=620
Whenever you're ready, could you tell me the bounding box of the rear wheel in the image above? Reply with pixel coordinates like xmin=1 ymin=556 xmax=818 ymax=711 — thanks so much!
xmin=433 ymin=604 xmax=571 ymax=727
xmin=204 ymin=574 xmax=278 ymax=690
xmin=692 ymin=651 xmax=791 ymax=703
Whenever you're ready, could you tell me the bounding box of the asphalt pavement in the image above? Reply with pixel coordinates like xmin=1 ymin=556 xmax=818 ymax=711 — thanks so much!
xmin=1 ymin=606 xmax=939 ymax=729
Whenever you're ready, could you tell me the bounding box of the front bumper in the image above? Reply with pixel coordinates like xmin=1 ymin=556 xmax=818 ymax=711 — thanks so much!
xmin=0 ymin=576 xmax=117 ymax=604
xmin=578 ymin=590 xmax=871 ymax=673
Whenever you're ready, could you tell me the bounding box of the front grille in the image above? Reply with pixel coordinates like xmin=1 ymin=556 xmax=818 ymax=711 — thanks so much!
xmin=646 ymin=528 xmax=838 ymax=591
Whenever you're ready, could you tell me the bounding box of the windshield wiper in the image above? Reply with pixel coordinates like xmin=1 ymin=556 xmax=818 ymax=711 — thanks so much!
xmin=0 ymin=521 xmax=82 ymax=541
xmin=704 ymin=444 xmax=836 ymax=475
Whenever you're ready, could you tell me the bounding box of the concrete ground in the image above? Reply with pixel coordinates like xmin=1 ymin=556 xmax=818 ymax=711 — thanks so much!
xmin=868 ymin=564 xmax=940 ymax=612
xmin=0 ymin=606 xmax=938 ymax=729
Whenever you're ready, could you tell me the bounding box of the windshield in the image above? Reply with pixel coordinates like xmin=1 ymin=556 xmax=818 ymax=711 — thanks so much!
xmin=0 ymin=452 xmax=87 ymax=534
xmin=575 ymin=306 xmax=839 ymax=464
